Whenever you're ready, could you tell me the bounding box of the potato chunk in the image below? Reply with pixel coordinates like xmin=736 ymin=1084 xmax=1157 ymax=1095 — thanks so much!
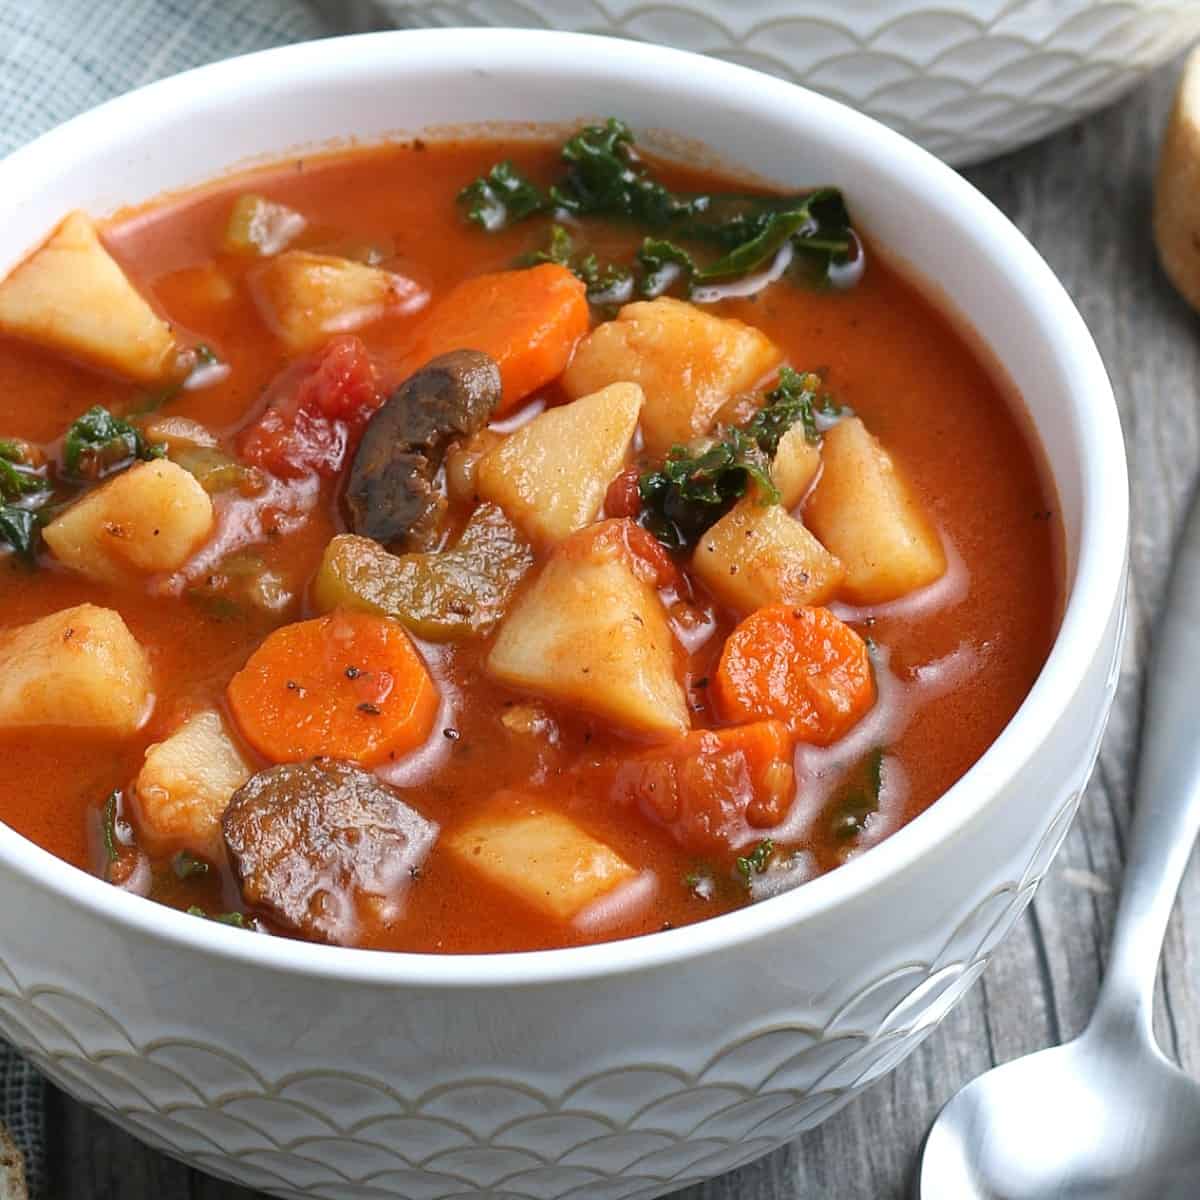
xmin=446 ymin=794 xmax=636 ymax=921
xmin=805 ymin=417 xmax=945 ymax=604
xmin=0 ymin=211 xmax=177 ymax=382
xmin=132 ymin=710 xmax=253 ymax=860
xmin=44 ymin=459 xmax=214 ymax=585
xmin=772 ymin=424 xmax=822 ymax=509
xmin=487 ymin=522 xmax=689 ymax=740
xmin=0 ymin=605 xmax=151 ymax=734
xmin=252 ymin=250 xmax=425 ymax=352
xmin=693 ymin=499 xmax=844 ymax=613
xmin=475 ymin=382 xmax=643 ymax=544
xmin=563 ymin=297 xmax=781 ymax=456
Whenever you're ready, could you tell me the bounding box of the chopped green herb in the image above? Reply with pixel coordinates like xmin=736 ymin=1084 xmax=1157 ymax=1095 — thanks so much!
xmin=753 ymin=366 xmax=844 ymax=449
xmin=827 ymin=748 xmax=885 ymax=842
xmin=685 ymin=189 xmax=853 ymax=286
xmin=736 ymin=838 xmax=775 ymax=886
xmin=0 ymin=457 xmax=47 ymax=503
xmin=100 ymin=790 xmax=123 ymax=864
xmin=523 ymin=222 xmax=574 ymax=267
xmin=0 ymin=506 xmax=40 ymax=561
xmin=172 ymin=850 xmax=210 ymax=880
xmin=62 ymin=405 xmax=164 ymax=481
xmin=459 ymin=161 xmax=545 ymax=231
xmin=462 ymin=119 xmax=857 ymax=297
xmin=638 ymin=366 xmax=846 ymax=549
xmin=639 ymin=428 xmax=776 ymax=550
xmin=550 ymin=119 xmax=686 ymax=227
xmin=187 ymin=906 xmax=248 ymax=928
xmin=0 ymin=440 xmax=53 ymax=560
xmin=0 ymin=441 xmax=47 ymax=504
xmin=637 ymin=239 xmax=698 ymax=298
xmin=521 ymin=224 xmax=634 ymax=306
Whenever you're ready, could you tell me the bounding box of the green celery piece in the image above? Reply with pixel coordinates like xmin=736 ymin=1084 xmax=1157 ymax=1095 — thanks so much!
xmin=314 ymin=502 xmax=533 ymax=641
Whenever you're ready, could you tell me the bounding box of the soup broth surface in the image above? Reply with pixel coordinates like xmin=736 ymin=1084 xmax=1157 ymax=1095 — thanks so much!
xmin=0 ymin=137 xmax=1059 ymax=952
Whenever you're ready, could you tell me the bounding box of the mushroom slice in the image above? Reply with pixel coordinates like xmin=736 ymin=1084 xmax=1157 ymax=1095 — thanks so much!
xmin=223 ymin=758 xmax=437 ymax=945
xmin=346 ymin=350 xmax=501 ymax=550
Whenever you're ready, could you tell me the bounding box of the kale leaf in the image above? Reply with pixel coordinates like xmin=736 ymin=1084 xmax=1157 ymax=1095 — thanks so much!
xmin=0 ymin=507 xmax=39 ymax=560
xmin=522 ymin=225 xmax=634 ymax=306
xmin=639 ymin=428 xmax=776 ymax=550
xmin=62 ymin=405 xmax=165 ymax=481
xmin=0 ymin=441 xmax=51 ymax=561
xmin=101 ymin=790 xmax=121 ymax=863
xmin=458 ymin=161 xmax=545 ymax=231
xmin=0 ymin=458 xmax=45 ymax=502
xmin=827 ymin=748 xmax=885 ymax=843
xmin=462 ymin=119 xmax=857 ymax=297
xmin=678 ymin=188 xmax=853 ymax=278
xmin=0 ymin=441 xmax=47 ymax=502
xmin=550 ymin=119 xmax=688 ymax=228
xmin=639 ymin=367 xmax=842 ymax=549
xmin=752 ymin=366 xmax=844 ymax=450
xmin=637 ymin=238 xmax=698 ymax=298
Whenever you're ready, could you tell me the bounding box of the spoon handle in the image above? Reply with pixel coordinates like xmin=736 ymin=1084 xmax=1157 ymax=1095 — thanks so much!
xmin=1094 ymin=485 xmax=1200 ymax=1036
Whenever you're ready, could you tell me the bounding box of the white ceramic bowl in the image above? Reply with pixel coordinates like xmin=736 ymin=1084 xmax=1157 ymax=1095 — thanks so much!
xmin=0 ymin=30 xmax=1125 ymax=1200
xmin=347 ymin=0 xmax=1200 ymax=164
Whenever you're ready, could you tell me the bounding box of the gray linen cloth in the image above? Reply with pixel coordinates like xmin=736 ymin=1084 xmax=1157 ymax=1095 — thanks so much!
xmin=0 ymin=1 xmax=351 ymax=1190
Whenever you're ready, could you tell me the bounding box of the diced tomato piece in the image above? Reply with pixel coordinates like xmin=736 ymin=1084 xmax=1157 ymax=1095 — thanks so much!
xmin=238 ymin=335 xmax=379 ymax=480
xmin=297 ymin=334 xmax=380 ymax=424
xmin=611 ymin=720 xmax=794 ymax=858
xmin=605 ymin=466 xmax=642 ymax=520
xmin=240 ymin=404 xmax=349 ymax=481
xmin=565 ymin=517 xmax=684 ymax=593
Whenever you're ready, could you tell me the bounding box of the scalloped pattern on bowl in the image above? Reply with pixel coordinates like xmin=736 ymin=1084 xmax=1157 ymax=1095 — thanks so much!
xmin=373 ymin=1 xmax=1200 ymax=163
xmin=0 ymin=859 xmax=1068 ymax=1198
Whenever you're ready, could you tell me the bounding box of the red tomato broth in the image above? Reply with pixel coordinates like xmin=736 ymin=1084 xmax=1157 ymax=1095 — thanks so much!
xmin=0 ymin=138 xmax=1060 ymax=953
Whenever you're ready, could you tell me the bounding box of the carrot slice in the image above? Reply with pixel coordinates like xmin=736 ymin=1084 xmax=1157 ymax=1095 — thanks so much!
xmin=227 ymin=610 xmax=439 ymax=767
xmin=397 ymin=264 xmax=589 ymax=413
xmin=715 ymin=605 xmax=874 ymax=746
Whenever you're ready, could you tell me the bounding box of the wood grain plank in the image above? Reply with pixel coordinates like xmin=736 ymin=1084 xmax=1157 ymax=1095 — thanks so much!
xmin=43 ymin=49 xmax=1200 ymax=1200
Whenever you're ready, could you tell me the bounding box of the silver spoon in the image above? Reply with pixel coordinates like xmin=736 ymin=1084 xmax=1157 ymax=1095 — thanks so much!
xmin=918 ymin=485 xmax=1200 ymax=1200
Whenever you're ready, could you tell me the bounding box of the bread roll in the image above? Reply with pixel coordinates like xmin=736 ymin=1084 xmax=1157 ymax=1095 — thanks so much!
xmin=0 ymin=1127 xmax=27 ymax=1200
xmin=1154 ymin=48 xmax=1200 ymax=311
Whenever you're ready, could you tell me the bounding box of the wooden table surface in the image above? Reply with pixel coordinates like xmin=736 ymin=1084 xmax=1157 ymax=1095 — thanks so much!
xmin=46 ymin=52 xmax=1200 ymax=1200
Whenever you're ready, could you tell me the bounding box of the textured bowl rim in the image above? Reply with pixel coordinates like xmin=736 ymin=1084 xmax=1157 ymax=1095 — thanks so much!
xmin=0 ymin=28 xmax=1127 ymax=988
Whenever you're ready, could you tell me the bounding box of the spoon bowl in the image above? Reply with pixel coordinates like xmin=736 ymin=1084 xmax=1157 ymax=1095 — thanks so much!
xmin=921 ymin=1025 xmax=1200 ymax=1199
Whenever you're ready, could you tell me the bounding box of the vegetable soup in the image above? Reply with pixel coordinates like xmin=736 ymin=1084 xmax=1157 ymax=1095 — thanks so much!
xmin=0 ymin=123 xmax=1059 ymax=952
